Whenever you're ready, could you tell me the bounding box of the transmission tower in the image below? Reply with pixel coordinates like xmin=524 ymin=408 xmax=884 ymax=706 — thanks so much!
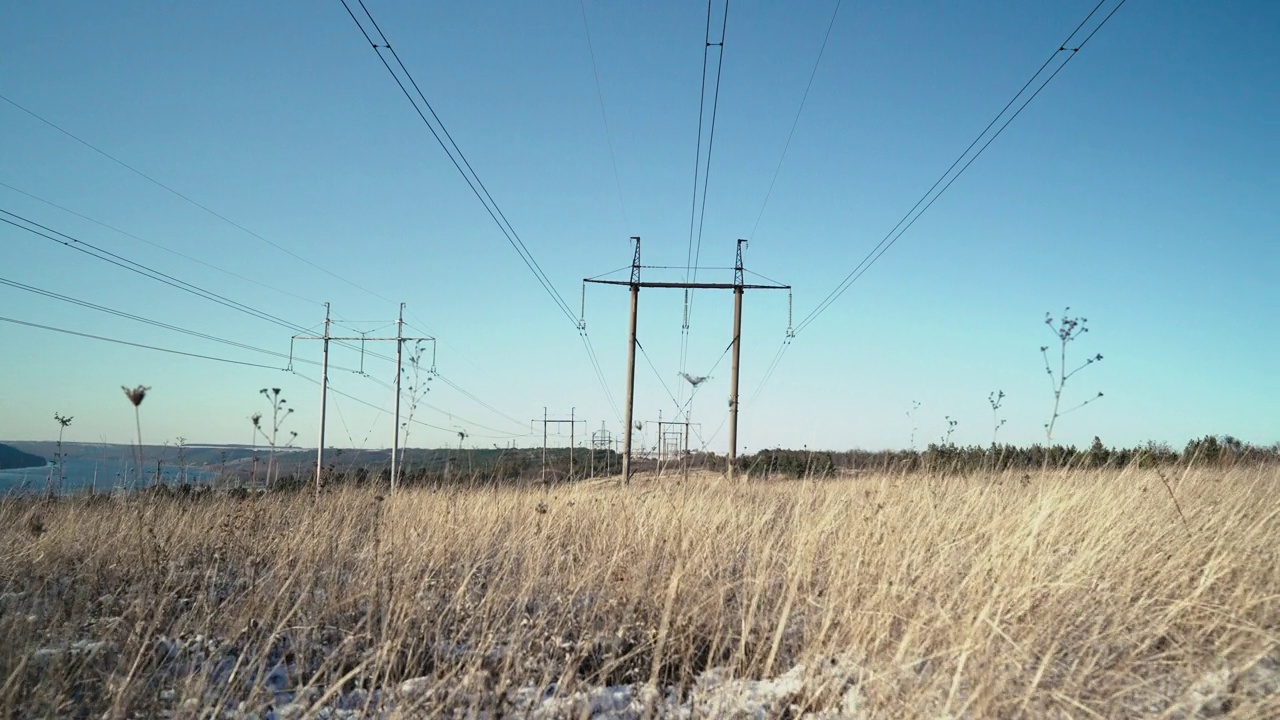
xmin=584 ymin=237 xmax=791 ymax=482
xmin=291 ymin=303 xmax=434 ymax=494
xmin=531 ymin=407 xmax=587 ymax=481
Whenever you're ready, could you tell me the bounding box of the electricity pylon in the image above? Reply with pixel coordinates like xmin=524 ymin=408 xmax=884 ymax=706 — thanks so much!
xmin=531 ymin=407 xmax=587 ymax=481
xmin=584 ymin=237 xmax=791 ymax=482
xmin=291 ymin=303 xmax=434 ymax=494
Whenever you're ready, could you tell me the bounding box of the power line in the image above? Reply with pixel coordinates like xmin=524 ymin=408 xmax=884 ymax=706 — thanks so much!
xmin=580 ymin=331 xmax=623 ymax=423
xmin=330 ymin=391 xmax=359 ymax=450
xmin=339 ymin=0 xmax=631 ymax=424
xmin=683 ymin=0 xmax=730 ymax=285
xmin=432 ymin=371 xmax=527 ymax=429
xmin=578 ymin=0 xmax=629 ymax=232
xmin=292 ymin=370 xmax=526 ymax=442
xmin=702 ymin=411 xmax=730 ymax=451
xmin=290 ymin=371 xmax=453 ymax=435
xmin=0 ymin=182 xmax=321 ymax=307
xmin=694 ymin=336 xmax=736 ymax=394
xmin=0 ymin=93 xmax=395 ymax=304
xmin=689 ymin=0 xmax=729 ymax=287
xmin=576 ymin=280 xmax=633 ymax=424
xmin=679 ymin=0 xmax=731 ymax=397
xmin=402 ymin=311 xmax=487 ymax=377
xmin=307 ymin=310 xmax=530 ymax=437
xmin=3 ymin=207 xmax=406 ymax=367
xmin=635 ymin=338 xmax=686 ymax=424
xmin=338 ymin=0 xmax=578 ymax=326
xmin=746 ymin=336 xmax=791 ymax=406
xmin=0 ymin=275 xmax=367 ymax=375
xmin=749 ymin=0 xmax=843 ymax=241
xmin=0 ymin=315 xmax=285 ymax=370
xmin=741 ymin=2 xmax=1126 ymax=411
xmin=357 ymin=370 xmax=527 ymax=438
xmin=400 ymin=313 xmax=549 ymax=425
xmin=0 ymin=276 xmax=290 ymax=358
xmin=673 ymin=336 xmax=735 ymax=450
xmin=4 ymin=212 xmax=525 ymax=443
xmin=1 ymin=210 xmax=313 ymax=334
xmin=586 ymin=264 xmax=636 ymax=281
xmin=794 ymin=0 xmax=1125 ymax=334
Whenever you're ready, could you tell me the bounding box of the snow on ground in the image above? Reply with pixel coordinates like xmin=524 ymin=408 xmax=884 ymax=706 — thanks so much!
xmin=26 ymin=620 xmax=1280 ymax=718
xmin=97 ymin=626 xmax=868 ymax=719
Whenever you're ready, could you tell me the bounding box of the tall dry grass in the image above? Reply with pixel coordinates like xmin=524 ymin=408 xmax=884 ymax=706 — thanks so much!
xmin=1 ymin=464 xmax=1277 ymax=718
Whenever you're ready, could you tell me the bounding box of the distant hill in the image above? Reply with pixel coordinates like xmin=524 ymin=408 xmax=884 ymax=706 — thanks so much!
xmin=0 ymin=441 xmax=582 ymax=480
xmin=0 ymin=442 xmax=266 ymax=468
xmin=0 ymin=443 xmax=46 ymax=470
xmin=0 ymin=442 xmax=544 ymax=470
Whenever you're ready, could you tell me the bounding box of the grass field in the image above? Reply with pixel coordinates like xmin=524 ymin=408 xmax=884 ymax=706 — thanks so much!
xmin=2 ymin=464 xmax=1277 ymax=718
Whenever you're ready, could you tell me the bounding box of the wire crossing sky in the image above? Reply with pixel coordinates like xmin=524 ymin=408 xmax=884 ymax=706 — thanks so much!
xmin=1 ymin=1 xmax=1276 ymax=452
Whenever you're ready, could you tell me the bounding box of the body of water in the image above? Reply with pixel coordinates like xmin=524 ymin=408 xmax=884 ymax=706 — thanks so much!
xmin=0 ymin=456 xmax=217 ymax=495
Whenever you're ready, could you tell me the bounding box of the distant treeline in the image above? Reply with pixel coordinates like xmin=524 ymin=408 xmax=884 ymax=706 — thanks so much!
xmin=205 ymin=447 xmax=627 ymax=494
xmin=51 ymin=435 xmax=1274 ymax=498
xmin=740 ymin=435 xmax=1280 ymax=478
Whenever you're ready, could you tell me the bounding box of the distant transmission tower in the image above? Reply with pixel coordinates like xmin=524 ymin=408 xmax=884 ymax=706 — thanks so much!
xmin=291 ymin=303 xmax=434 ymax=494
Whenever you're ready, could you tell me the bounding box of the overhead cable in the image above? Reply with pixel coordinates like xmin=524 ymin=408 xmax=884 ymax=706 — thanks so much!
xmin=578 ymin=0 xmax=630 ymax=232
xmin=794 ymin=0 xmax=1126 ymax=334
xmin=749 ymin=0 xmax=843 ymax=240
xmin=432 ymin=371 xmax=528 ymax=428
xmin=1 ymin=208 xmax=400 ymax=365
xmin=580 ymin=330 xmax=623 ymax=423
xmin=679 ymin=0 xmax=731 ymax=395
xmin=338 ymin=0 xmax=578 ymax=326
xmin=0 ymin=93 xmax=395 ymax=304
xmin=686 ymin=0 xmax=731 ymax=287
xmin=339 ymin=0 xmax=627 ymax=422
xmin=2 ymin=210 xmax=313 ymax=334
xmin=0 ymin=181 xmax=320 ymax=306
xmin=357 ymin=370 xmax=528 ymax=438
xmin=0 ymin=315 xmax=284 ymax=370
xmin=0 ymin=276 xmax=365 ymax=375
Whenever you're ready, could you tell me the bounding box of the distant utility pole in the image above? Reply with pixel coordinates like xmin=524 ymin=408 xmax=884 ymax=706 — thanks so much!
xmin=584 ymin=237 xmax=791 ymax=482
xmin=532 ymin=407 xmax=587 ymax=481
xmin=647 ymin=417 xmax=700 ymax=478
xmin=292 ymin=303 xmax=434 ymax=495
xmin=590 ymin=421 xmax=614 ymax=479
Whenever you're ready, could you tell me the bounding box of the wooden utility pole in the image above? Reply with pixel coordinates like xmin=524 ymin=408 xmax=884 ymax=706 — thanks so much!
xmin=584 ymin=238 xmax=790 ymax=483
xmin=292 ymin=305 xmax=434 ymax=495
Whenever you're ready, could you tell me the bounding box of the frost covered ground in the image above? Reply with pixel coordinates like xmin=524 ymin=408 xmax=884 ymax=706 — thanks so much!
xmin=3 ymin=466 xmax=1279 ymax=717
xmin=184 ymin=653 xmax=865 ymax=719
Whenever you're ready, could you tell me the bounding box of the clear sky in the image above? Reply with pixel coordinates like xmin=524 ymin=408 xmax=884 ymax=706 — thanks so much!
xmin=1 ymin=0 xmax=1276 ymax=454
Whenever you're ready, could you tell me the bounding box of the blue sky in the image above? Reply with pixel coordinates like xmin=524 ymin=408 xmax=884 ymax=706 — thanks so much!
xmin=1 ymin=0 xmax=1276 ymax=453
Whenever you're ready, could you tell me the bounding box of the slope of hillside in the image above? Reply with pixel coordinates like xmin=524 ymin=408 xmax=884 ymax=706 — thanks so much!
xmin=0 ymin=443 xmax=46 ymax=470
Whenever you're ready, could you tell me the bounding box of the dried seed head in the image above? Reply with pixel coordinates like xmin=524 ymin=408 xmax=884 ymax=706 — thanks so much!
xmin=122 ymin=385 xmax=151 ymax=407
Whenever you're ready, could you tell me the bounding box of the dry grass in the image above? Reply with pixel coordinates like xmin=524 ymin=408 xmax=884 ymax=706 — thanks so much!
xmin=1 ymin=464 xmax=1278 ymax=718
